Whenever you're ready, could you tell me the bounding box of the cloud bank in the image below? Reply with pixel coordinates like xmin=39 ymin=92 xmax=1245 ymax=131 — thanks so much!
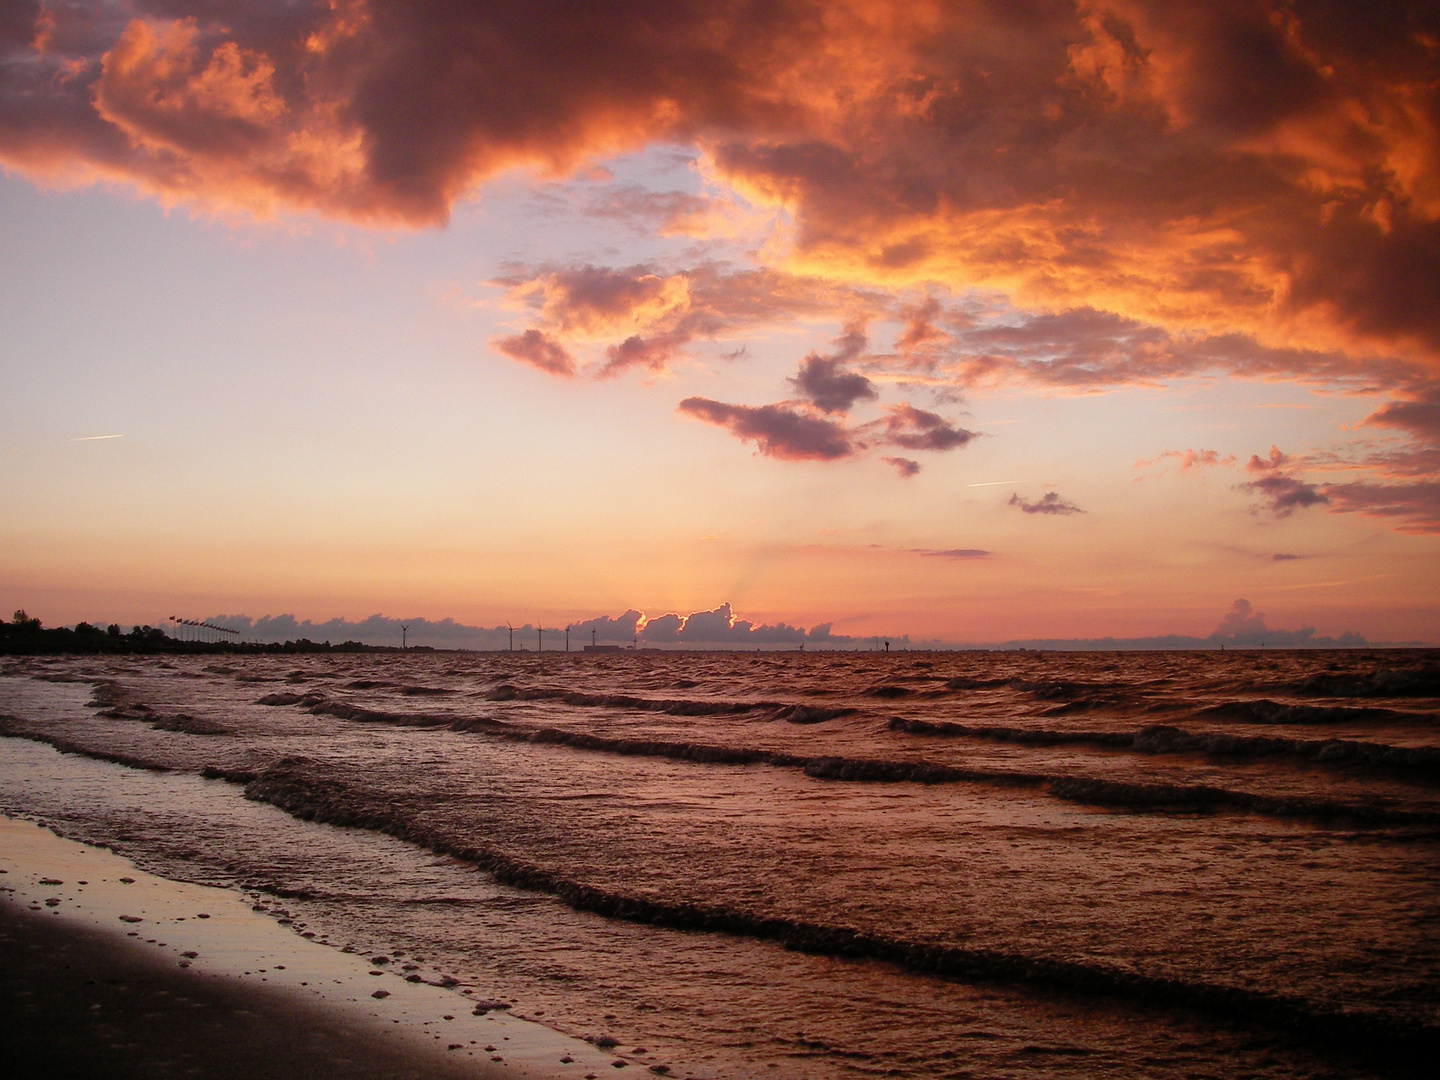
xmin=211 ymin=604 xmax=905 ymax=650
xmin=207 ymin=598 xmax=1374 ymax=650
xmin=5 ymin=1 xmax=1436 ymax=365
xmin=5 ymin=2 xmax=1436 ymax=523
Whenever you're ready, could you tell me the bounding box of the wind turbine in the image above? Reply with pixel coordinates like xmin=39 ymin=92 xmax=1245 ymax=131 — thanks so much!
xmin=536 ymin=623 xmax=555 ymax=653
xmin=564 ymin=625 xmax=570 ymax=653
xmin=400 ymin=623 xmax=409 ymax=650
xmin=505 ymin=622 xmax=515 ymax=651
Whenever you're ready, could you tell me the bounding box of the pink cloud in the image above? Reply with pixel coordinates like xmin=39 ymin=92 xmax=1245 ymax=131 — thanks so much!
xmin=1238 ymin=446 xmax=1330 ymax=516
xmin=882 ymin=456 xmax=921 ymax=477
xmin=493 ymin=329 xmax=576 ymax=377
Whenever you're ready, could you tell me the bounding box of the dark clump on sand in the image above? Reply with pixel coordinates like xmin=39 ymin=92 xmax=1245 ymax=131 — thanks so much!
xmin=0 ymin=904 xmax=479 ymax=1080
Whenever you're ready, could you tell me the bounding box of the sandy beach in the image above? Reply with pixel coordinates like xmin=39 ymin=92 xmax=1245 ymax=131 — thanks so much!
xmin=0 ymin=816 xmax=636 ymax=1079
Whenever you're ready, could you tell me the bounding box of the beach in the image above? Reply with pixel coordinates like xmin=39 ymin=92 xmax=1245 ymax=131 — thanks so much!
xmin=0 ymin=815 xmax=628 ymax=1079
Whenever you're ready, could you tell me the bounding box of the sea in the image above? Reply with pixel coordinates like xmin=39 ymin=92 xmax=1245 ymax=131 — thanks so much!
xmin=1 ymin=647 xmax=1437 ymax=1079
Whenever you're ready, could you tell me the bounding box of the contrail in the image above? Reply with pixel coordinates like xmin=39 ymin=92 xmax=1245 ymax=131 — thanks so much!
xmin=72 ymin=434 xmax=124 ymax=441
xmin=967 ymin=479 xmax=1023 ymax=487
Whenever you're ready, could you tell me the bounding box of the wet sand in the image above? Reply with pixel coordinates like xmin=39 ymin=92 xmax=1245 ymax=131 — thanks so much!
xmin=0 ymin=816 xmax=629 ymax=1079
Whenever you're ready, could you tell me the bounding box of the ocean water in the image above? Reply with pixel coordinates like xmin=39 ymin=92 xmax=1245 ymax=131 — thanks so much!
xmin=1 ymin=648 xmax=1437 ymax=1079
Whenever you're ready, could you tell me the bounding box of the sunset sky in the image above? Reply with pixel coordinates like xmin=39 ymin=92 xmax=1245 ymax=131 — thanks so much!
xmin=2 ymin=0 xmax=1437 ymax=645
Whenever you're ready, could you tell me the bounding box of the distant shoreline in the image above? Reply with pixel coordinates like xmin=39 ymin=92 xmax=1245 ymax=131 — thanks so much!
xmin=2 ymin=631 xmax=1431 ymax=656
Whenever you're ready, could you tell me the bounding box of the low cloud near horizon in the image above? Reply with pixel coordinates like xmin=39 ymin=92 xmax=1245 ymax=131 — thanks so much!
xmin=203 ymin=598 xmax=1368 ymax=650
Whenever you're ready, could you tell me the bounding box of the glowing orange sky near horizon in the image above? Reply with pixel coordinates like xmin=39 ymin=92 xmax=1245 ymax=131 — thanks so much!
xmin=1 ymin=1 xmax=1437 ymax=644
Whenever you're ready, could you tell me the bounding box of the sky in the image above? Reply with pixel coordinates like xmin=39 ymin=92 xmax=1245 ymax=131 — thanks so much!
xmin=1 ymin=0 xmax=1437 ymax=647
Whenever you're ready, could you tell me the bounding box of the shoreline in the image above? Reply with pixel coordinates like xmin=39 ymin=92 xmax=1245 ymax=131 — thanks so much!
xmin=0 ymin=816 xmax=630 ymax=1079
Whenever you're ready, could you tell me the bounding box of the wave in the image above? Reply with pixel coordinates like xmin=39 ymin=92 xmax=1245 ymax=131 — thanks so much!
xmin=259 ymin=694 xmax=1438 ymax=826
xmin=259 ymin=692 xmax=454 ymax=727
xmin=274 ymin=688 xmax=851 ymax=725
xmin=941 ymin=677 xmax=1149 ymax=716
xmin=1194 ymin=699 xmax=1416 ymax=725
xmin=889 ymin=716 xmax=1132 ymax=747
xmin=257 ymin=692 xmax=305 ymax=706
xmin=1040 ymin=774 xmax=1433 ymax=824
xmin=773 ymin=704 xmax=857 ymax=724
xmin=1293 ymin=664 xmax=1440 ymax=699
xmin=75 ymin=679 xmax=231 ymax=735
xmin=484 ymin=685 xmax=786 ymax=717
xmin=942 ymin=677 xmax=1011 ymax=691
xmin=148 ymin=713 xmax=231 ymax=736
xmin=806 ymin=755 xmax=1435 ymax=824
xmin=865 ymin=685 xmax=915 ymax=698
xmin=1133 ymin=724 xmax=1440 ymax=779
xmin=227 ymin=755 xmax=1438 ymax=1062
xmin=0 ymin=715 xmax=171 ymax=772
xmin=891 ymin=717 xmax=1440 ymax=784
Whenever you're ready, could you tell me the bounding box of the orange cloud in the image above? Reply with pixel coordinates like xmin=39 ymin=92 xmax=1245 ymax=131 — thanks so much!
xmin=0 ymin=1 xmax=1434 ymax=369
xmin=489 ymin=262 xmax=870 ymax=377
xmin=493 ymin=329 xmax=577 ymax=377
xmin=3 ymin=1 xmax=1437 ymax=523
xmin=1135 ymin=448 xmax=1236 ymax=478
xmin=1238 ymin=446 xmax=1330 ymax=516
